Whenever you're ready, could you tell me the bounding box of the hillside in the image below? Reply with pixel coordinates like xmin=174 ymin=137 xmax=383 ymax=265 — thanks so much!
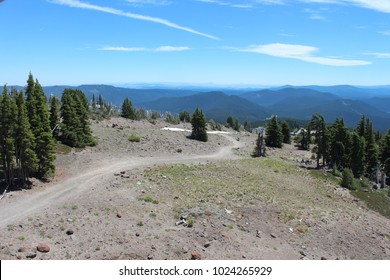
xmin=141 ymin=91 xmax=270 ymax=123
xmin=0 ymin=118 xmax=389 ymax=260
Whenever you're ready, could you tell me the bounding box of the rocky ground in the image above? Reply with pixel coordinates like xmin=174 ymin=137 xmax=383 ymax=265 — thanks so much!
xmin=0 ymin=118 xmax=389 ymax=260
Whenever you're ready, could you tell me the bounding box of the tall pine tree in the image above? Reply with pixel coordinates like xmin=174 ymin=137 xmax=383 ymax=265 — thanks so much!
xmin=0 ymin=85 xmax=16 ymax=186
xmin=14 ymin=91 xmax=38 ymax=185
xmin=265 ymin=116 xmax=283 ymax=148
xmin=191 ymin=107 xmax=208 ymax=142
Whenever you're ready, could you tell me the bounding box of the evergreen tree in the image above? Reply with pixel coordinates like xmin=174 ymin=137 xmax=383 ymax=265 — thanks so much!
xmin=226 ymin=116 xmax=234 ymax=128
xmin=350 ymin=132 xmax=366 ymax=178
xmin=243 ymin=121 xmax=251 ymax=132
xmin=92 ymin=94 xmax=96 ymax=110
xmin=33 ymin=80 xmax=56 ymax=178
xmin=298 ymin=128 xmax=310 ymax=150
xmin=14 ymin=91 xmax=38 ymax=185
xmin=179 ymin=111 xmax=191 ymax=122
xmin=191 ymin=107 xmax=208 ymax=142
xmin=234 ymin=119 xmax=240 ymax=132
xmin=380 ymin=131 xmax=390 ymax=177
xmin=281 ymin=121 xmax=291 ymax=144
xmin=310 ymin=113 xmax=329 ymax=168
xmin=121 ymin=97 xmax=135 ymax=119
xmin=330 ymin=118 xmax=351 ymax=169
xmin=61 ymin=89 xmax=95 ymax=148
xmin=265 ymin=116 xmax=283 ymax=148
xmin=254 ymin=130 xmax=266 ymax=157
xmin=49 ymin=95 xmax=60 ymax=140
xmin=0 ymin=85 xmax=16 ymax=186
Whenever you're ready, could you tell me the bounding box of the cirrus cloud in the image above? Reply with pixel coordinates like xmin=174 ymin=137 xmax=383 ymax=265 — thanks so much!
xmin=100 ymin=46 xmax=191 ymax=52
xmin=240 ymin=43 xmax=371 ymax=66
xmin=48 ymin=0 xmax=219 ymax=40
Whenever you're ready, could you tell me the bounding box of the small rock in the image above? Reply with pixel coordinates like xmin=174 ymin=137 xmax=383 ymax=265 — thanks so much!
xmin=26 ymin=252 xmax=37 ymax=259
xmin=182 ymin=247 xmax=189 ymax=254
xmin=66 ymin=230 xmax=74 ymax=235
xmin=147 ymin=254 xmax=154 ymax=260
xmin=16 ymin=255 xmax=22 ymax=260
xmin=204 ymin=243 xmax=211 ymax=248
xmin=270 ymin=234 xmax=277 ymax=239
xmin=299 ymin=251 xmax=306 ymax=256
xmin=116 ymin=213 xmax=122 ymax=218
xmin=136 ymin=233 xmax=140 ymax=237
xmin=321 ymin=257 xmax=328 ymax=260
xmin=18 ymin=247 xmax=26 ymax=253
xmin=10 ymin=251 xmax=17 ymax=257
xmin=67 ymin=218 xmax=73 ymax=222
xmin=37 ymin=243 xmax=50 ymax=253
xmin=120 ymin=171 xmax=126 ymax=174
xmin=242 ymin=255 xmax=247 ymax=259
xmin=191 ymin=251 xmax=202 ymax=260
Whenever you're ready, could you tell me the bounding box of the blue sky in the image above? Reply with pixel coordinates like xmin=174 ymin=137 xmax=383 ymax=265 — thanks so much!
xmin=1 ymin=0 xmax=390 ymax=86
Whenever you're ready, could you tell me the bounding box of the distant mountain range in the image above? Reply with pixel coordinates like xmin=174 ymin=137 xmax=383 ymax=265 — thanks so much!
xmin=7 ymin=84 xmax=390 ymax=132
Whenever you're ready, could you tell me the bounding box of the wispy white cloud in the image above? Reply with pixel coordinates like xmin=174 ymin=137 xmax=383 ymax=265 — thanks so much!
xmin=195 ymin=0 xmax=284 ymax=8
xmin=300 ymin=0 xmax=390 ymax=13
xmin=378 ymin=30 xmax=390 ymax=36
xmin=48 ymin=0 xmax=219 ymax=40
xmin=125 ymin=0 xmax=171 ymax=7
xmin=100 ymin=46 xmax=191 ymax=52
xmin=363 ymin=52 xmax=390 ymax=58
xmin=198 ymin=0 xmax=390 ymax=13
xmin=304 ymin=8 xmax=327 ymax=20
xmin=239 ymin=43 xmax=371 ymax=66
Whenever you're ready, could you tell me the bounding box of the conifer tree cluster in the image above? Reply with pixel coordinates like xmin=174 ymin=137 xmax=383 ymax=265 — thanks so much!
xmin=0 ymin=73 xmax=56 ymax=186
xmin=306 ymin=114 xmax=388 ymax=183
xmin=60 ymin=89 xmax=96 ymax=148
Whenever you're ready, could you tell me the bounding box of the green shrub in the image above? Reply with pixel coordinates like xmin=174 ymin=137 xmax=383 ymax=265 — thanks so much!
xmin=128 ymin=134 xmax=141 ymax=143
xmin=341 ymin=168 xmax=356 ymax=190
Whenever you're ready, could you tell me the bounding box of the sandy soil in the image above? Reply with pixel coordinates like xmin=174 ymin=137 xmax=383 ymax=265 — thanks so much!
xmin=0 ymin=118 xmax=389 ymax=260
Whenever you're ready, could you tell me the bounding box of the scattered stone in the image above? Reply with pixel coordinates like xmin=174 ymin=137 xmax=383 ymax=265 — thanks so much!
xmin=37 ymin=243 xmax=50 ymax=253
xmin=120 ymin=171 xmax=126 ymax=174
xmin=204 ymin=243 xmax=211 ymax=248
xmin=204 ymin=210 xmax=213 ymax=217
xmin=136 ymin=233 xmax=140 ymax=237
xmin=121 ymin=174 xmax=130 ymax=178
xmin=66 ymin=230 xmax=74 ymax=235
xmin=256 ymin=230 xmax=261 ymax=238
xmin=182 ymin=247 xmax=189 ymax=254
xmin=321 ymin=257 xmax=327 ymax=260
xmin=299 ymin=251 xmax=306 ymax=257
xmin=242 ymin=255 xmax=247 ymax=259
xmin=18 ymin=247 xmax=26 ymax=253
xmin=191 ymin=251 xmax=202 ymax=260
xmin=67 ymin=218 xmax=73 ymax=222
xmin=16 ymin=255 xmax=22 ymax=260
xmin=116 ymin=213 xmax=122 ymax=218
xmin=147 ymin=254 xmax=154 ymax=260
xmin=26 ymin=252 xmax=37 ymax=259
xmin=10 ymin=250 xmax=17 ymax=257
xmin=70 ymin=235 xmax=77 ymax=241
xmin=270 ymin=234 xmax=277 ymax=239
xmin=114 ymin=173 xmax=121 ymax=176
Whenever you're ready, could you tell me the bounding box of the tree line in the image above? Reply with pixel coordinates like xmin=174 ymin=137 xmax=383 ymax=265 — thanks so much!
xmin=262 ymin=113 xmax=390 ymax=185
xmin=0 ymin=73 xmax=95 ymax=188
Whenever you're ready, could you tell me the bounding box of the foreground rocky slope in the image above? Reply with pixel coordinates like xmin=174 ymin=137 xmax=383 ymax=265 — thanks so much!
xmin=0 ymin=118 xmax=389 ymax=260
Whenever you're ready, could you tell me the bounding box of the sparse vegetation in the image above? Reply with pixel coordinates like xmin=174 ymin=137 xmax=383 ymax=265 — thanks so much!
xmin=128 ymin=134 xmax=141 ymax=143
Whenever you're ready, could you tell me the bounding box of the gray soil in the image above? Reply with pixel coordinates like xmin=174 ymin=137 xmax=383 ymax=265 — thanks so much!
xmin=0 ymin=118 xmax=389 ymax=260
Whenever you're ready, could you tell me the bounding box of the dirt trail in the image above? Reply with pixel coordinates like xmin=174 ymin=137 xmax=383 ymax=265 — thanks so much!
xmin=0 ymin=134 xmax=242 ymax=227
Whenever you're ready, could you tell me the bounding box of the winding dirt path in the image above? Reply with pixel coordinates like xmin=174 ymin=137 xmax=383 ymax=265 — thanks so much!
xmin=0 ymin=134 xmax=242 ymax=226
